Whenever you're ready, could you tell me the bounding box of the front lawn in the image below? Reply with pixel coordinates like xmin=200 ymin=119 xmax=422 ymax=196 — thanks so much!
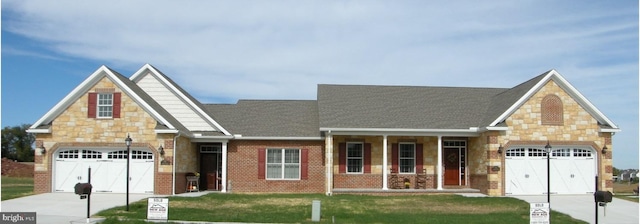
xmin=97 ymin=193 xmax=585 ymax=223
xmin=1 ymin=176 xmax=34 ymax=200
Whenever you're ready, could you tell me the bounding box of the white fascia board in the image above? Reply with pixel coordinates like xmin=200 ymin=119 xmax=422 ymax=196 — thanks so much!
xmin=599 ymin=128 xmax=621 ymax=133
xmin=232 ymin=136 xmax=324 ymax=140
xmin=25 ymin=128 xmax=51 ymax=133
xmin=489 ymin=71 xmax=554 ymax=127
xmin=480 ymin=126 xmax=509 ymax=131
xmin=138 ymin=64 xmax=231 ymax=136
xmin=320 ymin=127 xmax=481 ymax=137
xmin=29 ymin=66 xmax=111 ymax=130
xmin=154 ymin=129 xmax=180 ymax=134
xmin=551 ymin=72 xmax=619 ymax=129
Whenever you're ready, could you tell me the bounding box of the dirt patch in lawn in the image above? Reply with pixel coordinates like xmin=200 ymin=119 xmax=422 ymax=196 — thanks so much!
xmin=1 ymin=158 xmax=34 ymax=177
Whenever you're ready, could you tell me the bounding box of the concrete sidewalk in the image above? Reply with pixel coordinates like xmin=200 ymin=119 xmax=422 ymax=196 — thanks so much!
xmin=1 ymin=193 xmax=155 ymax=224
xmin=511 ymin=195 xmax=639 ymax=224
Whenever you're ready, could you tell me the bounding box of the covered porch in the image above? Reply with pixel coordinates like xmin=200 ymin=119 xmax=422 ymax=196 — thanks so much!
xmin=324 ymin=130 xmax=496 ymax=195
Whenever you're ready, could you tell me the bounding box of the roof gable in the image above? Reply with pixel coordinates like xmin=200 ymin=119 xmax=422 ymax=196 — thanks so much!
xmin=488 ymin=70 xmax=619 ymax=131
xmin=28 ymin=65 xmax=185 ymax=134
xmin=130 ymin=64 xmax=231 ymax=136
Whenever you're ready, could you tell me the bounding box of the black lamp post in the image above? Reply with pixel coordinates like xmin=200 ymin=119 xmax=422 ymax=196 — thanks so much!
xmin=545 ymin=141 xmax=552 ymax=204
xmin=125 ymin=134 xmax=132 ymax=211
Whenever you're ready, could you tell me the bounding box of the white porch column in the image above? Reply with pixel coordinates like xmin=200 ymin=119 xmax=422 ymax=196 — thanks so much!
xmin=382 ymin=135 xmax=388 ymax=190
xmin=221 ymin=140 xmax=228 ymax=192
xmin=437 ymin=136 xmax=443 ymax=190
xmin=325 ymin=133 xmax=334 ymax=195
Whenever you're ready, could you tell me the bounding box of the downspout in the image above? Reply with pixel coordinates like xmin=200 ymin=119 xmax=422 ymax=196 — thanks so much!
xmin=172 ymin=132 xmax=181 ymax=195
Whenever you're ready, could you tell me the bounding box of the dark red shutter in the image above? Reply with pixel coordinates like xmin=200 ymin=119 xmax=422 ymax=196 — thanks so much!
xmin=113 ymin=92 xmax=121 ymax=118
xmin=364 ymin=143 xmax=371 ymax=173
xmin=392 ymin=143 xmax=398 ymax=173
xmin=258 ymin=148 xmax=265 ymax=179
xmin=301 ymin=149 xmax=309 ymax=180
xmin=88 ymin=93 xmax=97 ymax=118
xmin=416 ymin=144 xmax=423 ymax=173
xmin=338 ymin=143 xmax=346 ymax=173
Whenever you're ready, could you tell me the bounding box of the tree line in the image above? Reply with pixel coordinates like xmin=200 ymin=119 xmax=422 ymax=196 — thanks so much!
xmin=1 ymin=124 xmax=34 ymax=162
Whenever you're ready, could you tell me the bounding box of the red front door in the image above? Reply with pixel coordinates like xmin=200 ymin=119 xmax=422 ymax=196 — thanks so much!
xmin=444 ymin=148 xmax=460 ymax=185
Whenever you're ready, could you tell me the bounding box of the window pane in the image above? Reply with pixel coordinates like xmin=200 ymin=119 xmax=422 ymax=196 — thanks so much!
xmin=267 ymin=150 xmax=281 ymax=163
xmin=347 ymin=159 xmax=362 ymax=173
xmin=97 ymin=93 xmax=113 ymax=118
xmin=267 ymin=164 xmax=282 ymax=179
xmin=284 ymin=164 xmax=299 ymax=179
xmin=285 ymin=149 xmax=299 ymax=163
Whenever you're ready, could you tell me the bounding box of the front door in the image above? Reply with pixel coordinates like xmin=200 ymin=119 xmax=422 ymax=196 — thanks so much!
xmin=200 ymin=153 xmax=222 ymax=190
xmin=444 ymin=148 xmax=460 ymax=185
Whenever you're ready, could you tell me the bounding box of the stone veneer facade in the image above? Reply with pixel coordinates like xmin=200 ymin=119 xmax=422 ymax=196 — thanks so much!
xmin=33 ymin=77 xmax=174 ymax=195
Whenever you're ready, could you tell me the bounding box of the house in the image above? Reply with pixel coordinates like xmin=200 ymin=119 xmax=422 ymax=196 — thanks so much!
xmin=619 ymin=169 xmax=638 ymax=182
xmin=27 ymin=64 xmax=619 ymax=196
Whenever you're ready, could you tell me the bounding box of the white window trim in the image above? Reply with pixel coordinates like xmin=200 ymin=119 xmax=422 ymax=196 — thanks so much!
xmin=346 ymin=142 xmax=364 ymax=174
xmin=266 ymin=148 xmax=301 ymax=180
xmin=399 ymin=142 xmax=416 ymax=174
xmin=97 ymin=93 xmax=114 ymax=118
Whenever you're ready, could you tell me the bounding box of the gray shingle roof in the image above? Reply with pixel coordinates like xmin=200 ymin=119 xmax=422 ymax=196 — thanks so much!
xmin=204 ymin=100 xmax=320 ymax=137
xmin=318 ymin=84 xmax=507 ymax=129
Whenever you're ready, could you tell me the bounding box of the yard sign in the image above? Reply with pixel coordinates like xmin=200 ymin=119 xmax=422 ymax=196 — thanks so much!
xmin=529 ymin=202 xmax=549 ymax=224
xmin=147 ymin=197 xmax=169 ymax=221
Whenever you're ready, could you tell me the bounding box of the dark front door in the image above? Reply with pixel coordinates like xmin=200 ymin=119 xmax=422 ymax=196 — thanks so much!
xmin=200 ymin=153 xmax=221 ymax=190
xmin=444 ymin=148 xmax=460 ymax=185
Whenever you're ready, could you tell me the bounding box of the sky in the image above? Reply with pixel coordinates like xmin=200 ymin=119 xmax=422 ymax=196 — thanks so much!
xmin=1 ymin=1 xmax=638 ymax=169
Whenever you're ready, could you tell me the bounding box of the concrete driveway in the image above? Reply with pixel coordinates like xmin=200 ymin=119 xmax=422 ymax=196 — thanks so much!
xmin=511 ymin=195 xmax=638 ymax=224
xmin=1 ymin=193 xmax=155 ymax=224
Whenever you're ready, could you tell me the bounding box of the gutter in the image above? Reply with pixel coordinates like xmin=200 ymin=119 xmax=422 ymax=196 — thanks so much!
xmin=171 ymin=132 xmax=181 ymax=195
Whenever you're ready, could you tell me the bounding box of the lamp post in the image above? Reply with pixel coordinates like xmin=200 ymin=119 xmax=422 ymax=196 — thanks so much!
xmin=545 ymin=141 xmax=552 ymax=204
xmin=125 ymin=134 xmax=132 ymax=211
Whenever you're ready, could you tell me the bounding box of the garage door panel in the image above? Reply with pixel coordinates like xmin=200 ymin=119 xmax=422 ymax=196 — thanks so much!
xmin=54 ymin=148 xmax=154 ymax=194
xmin=54 ymin=161 xmax=82 ymax=192
xmin=505 ymin=147 xmax=595 ymax=195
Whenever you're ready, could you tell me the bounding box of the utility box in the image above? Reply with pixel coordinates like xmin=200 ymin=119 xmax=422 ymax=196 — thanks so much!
xmin=594 ymin=191 xmax=613 ymax=203
xmin=74 ymin=183 xmax=92 ymax=195
xmin=311 ymin=200 xmax=321 ymax=222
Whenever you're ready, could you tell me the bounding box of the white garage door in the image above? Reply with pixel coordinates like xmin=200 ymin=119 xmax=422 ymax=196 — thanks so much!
xmin=54 ymin=148 xmax=154 ymax=194
xmin=505 ymin=146 xmax=596 ymax=195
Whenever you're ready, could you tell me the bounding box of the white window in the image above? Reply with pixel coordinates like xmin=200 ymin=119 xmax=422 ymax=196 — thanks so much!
xmin=347 ymin=142 xmax=363 ymax=173
xmin=266 ymin=148 xmax=300 ymax=180
xmin=97 ymin=93 xmax=113 ymax=118
xmin=399 ymin=143 xmax=415 ymax=173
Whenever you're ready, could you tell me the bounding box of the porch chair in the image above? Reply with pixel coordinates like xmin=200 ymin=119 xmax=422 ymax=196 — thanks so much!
xmin=389 ymin=168 xmax=401 ymax=189
xmin=415 ymin=169 xmax=427 ymax=189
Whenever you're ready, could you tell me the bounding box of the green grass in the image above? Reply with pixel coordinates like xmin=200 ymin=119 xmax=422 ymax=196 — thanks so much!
xmin=1 ymin=176 xmax=34 ymax=201
xmin=96 ymin=193 xmax=586 ymax=224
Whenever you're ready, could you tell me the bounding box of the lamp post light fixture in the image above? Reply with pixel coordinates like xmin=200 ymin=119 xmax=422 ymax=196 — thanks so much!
xmin=544 ymin=141 xmax=552 ymax=204
xmin=125 ymin=134 xmax=132 ymax=211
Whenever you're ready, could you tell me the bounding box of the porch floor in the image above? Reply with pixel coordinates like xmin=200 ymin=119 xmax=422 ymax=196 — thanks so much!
xmin=332 ymin=188 xmax=482 ymax=195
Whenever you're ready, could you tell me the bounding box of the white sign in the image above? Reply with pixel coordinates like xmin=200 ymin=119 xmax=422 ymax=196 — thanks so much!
xmin=147 ymin=197 xmax=169 ymax=220
xmin=530 ymin=202 xmax=550 ymax=224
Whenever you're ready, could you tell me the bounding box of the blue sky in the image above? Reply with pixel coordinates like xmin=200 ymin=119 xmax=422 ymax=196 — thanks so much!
xmin=1 ymin=1 xmax=638 ymax=169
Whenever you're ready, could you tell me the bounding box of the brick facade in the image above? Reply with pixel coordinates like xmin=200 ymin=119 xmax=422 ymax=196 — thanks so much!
xmin=226 ymin=140 xmax=325 ymax=193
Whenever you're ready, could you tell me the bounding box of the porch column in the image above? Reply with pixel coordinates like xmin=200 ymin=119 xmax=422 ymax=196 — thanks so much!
xmin=325 ymin=133 xmax=334 ymax=195
xmin=221 ymin=140 xmax=228 ymax=192
xmin=437 ymin=136 xmax=443 ymax=190
xmin=382 ymin=135 xmax=388 ymax=190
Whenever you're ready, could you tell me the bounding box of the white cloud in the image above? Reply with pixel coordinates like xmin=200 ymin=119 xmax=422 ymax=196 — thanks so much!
xmin=3 ymin=0 xmax=638 ymax=167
